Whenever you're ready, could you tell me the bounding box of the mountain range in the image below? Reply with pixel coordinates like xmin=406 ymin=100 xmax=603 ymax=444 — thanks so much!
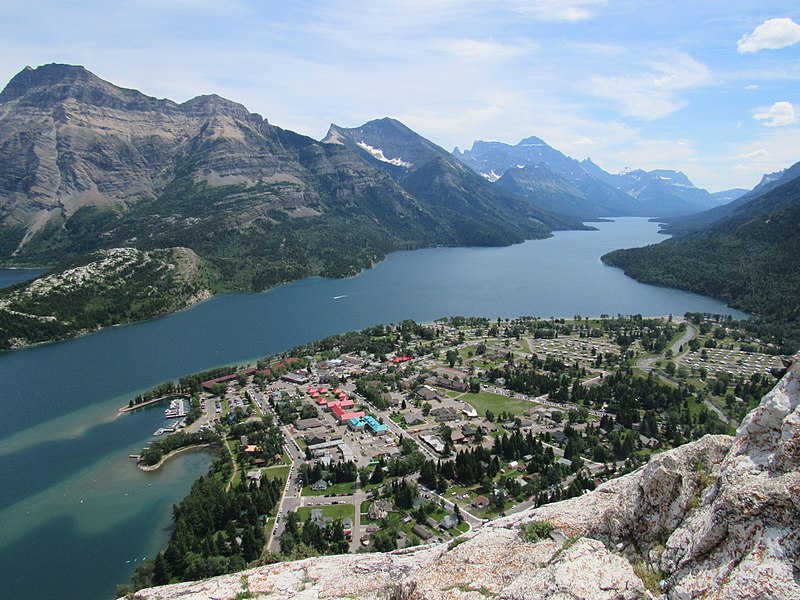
xmin=0 ymin=63 xmax=797 ymax=347
xmin=0 ymin=64 xmax=579 ymax=275
xmin=453 ymin=137 xmax=738 ymax=218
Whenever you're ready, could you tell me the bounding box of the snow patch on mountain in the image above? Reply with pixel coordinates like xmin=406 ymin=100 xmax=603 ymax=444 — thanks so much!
xmin=356 ymin=142 xmax=413 ymax=168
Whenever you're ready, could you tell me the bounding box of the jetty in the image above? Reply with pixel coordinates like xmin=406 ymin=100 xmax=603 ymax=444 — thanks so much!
xmin=118 ymin=394 xmax=190 ymax=414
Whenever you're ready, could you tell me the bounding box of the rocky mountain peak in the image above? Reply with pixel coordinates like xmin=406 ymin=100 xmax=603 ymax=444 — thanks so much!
xmin=0 ymin=63 xmax=94 ymax=103
xmin=179 ymin=93 xmax=258 ymax=122
xmin=131 ymin=358 xmax=800 ymax=599
xmin=0 ymin=62 xmax=174 ymax=113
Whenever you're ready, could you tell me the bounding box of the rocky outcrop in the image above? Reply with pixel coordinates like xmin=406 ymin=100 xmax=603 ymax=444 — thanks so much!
xmin=130 ymin=357 xmax=800 ymax=599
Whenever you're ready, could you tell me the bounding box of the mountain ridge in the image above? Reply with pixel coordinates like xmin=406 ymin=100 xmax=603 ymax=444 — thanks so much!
xmin=454 ymin=136 xmax=728 ymax=218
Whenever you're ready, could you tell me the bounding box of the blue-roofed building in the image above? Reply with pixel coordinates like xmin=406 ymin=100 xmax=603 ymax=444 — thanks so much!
xmin=348 ymin=417 xmax=366 ymax=430
xmin=363 ymin=415 xmax=389 ymax=436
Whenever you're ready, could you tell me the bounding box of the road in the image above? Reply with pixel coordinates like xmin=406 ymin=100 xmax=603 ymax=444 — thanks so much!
xmin=634 ymin=323 xmax=735 ymax=427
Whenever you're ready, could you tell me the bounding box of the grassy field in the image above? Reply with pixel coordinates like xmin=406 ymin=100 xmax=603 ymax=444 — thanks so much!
xmin=461 ymin=390 xmax=538 ymax=416
xmin=265 ymin=464 xmax=291 ymax=483
xmin=301 ymin=481 xmax=357 ymax=496
xmin=296 ymin=503 xmax=355 ymax=521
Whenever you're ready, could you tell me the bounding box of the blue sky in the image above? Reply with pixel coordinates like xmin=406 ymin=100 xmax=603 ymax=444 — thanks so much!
xmin=1 ymin=0 xmax=799 ymax=191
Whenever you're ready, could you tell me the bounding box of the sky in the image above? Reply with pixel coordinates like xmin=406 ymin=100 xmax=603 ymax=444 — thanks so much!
xmin=1 ymin=1 xmax=799 ymax=192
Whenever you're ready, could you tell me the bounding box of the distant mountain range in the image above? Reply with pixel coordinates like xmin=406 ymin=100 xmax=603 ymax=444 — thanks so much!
xmin=454 ymin=137 xmax=737 ymax=218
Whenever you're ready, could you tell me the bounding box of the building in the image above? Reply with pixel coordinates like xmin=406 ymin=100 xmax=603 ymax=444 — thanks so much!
xmin=331 ymin=403 xmax=365 ymax=423
xmin=430 ymin=406 xmax=460 ymax=422
xmin=404 ymin=412 xmax=424 ymax=426
xmin=415 ymin=385 xmax=439 ymax=402
xmin=412 ymin=524 xmax=433 ymax=541
xmin=440 ymin=514 xmax=459 ymax=530
xmin=426 ymin=375 xmax=469 ymax=393
xmin=462 ymin=406 xmax=479 ymax=419
xmin=281 ymin=369 xmax=311 ymax=385
xmin=295 ymin=418 xmax=324 ymax=431
xmin=472 ymin=495 xmax=490 ymax=509
xmin=420 ymin=434 xmax=445 ymax=454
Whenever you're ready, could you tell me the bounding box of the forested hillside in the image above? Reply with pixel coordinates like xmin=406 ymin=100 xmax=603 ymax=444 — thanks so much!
xmin=603 ymin=176 xmax=800 ymax=349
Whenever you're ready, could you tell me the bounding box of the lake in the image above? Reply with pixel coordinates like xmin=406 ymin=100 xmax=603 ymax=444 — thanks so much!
xmin=0 ymin=218 xmax=746 ymax=599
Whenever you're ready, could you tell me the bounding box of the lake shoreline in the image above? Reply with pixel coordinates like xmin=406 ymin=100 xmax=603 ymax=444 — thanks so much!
xmin=137 ymin=444 xmax=215 ymax=472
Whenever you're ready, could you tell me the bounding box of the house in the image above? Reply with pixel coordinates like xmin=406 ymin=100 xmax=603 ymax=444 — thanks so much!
xmin=639 ymin=435 xmax=661 ymax=450
xmin=382 ymin=392 xmax=405 ymax=407
xmin=425 ymin=517 xmax=439 ymax=529
xmin=400 ymin=376 xmax=418 ymax=390
xmin=311 ymin=479 xmax=328 ymax=491
xmin=450 ymin=429 xmax=466 ymax=444
xmin=245 ymin=470 xmax=262 ymax=487
xmin=472 ymin=495 xmax=490 ymax=509
xmin=440 ymin=514 xmax=459 ymax=530
xmin=556 ymin=457 xmax=573 ymax=468
xmin=403 ymin=412 xmax=424 ymax=426
xmin=415 ymin=385 xmax=439 ymax=402
xmin=368 ymin=499 xmax=393 ymax=520
xmin=412 ymin=524 xmax=433 ymax=541
xmin=307 ymin=434 xmax=328 ymax=446
xmin=462 ymin=424 xmax=478 ymax=437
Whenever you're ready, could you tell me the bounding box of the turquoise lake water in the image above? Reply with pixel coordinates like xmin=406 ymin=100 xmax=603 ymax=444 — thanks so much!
xmin=0 ymin=218 xmax=747 ymax=599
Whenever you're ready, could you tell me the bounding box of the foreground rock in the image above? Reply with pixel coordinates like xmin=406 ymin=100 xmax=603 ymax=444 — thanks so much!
xmin=130 ymin=356 xmax=800 ymax=599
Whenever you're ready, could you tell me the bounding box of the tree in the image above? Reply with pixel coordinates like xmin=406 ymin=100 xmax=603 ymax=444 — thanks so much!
xmin=152 ymin=552 xmax=171 ymax=586
xmin=422 ymin=402 xmax=432 ymax=416
xmin=446 ymin=349 xmax=458 ymax=368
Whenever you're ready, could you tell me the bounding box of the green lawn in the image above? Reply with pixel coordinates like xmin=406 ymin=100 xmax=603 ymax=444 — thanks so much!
xmin=301 ymin=481 xmax=357 ymax=496
xmin=265 ymin=464 xmax=290 ymax=484
xmin=296 ymin=503 xmax=355 ymax=521
xmin=461 ymin=390 xmax=537 ymax=417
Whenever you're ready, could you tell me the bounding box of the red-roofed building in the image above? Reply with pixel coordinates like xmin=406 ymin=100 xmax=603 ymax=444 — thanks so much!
xmin=331 ymin=404 xmax=365 ymax=423
xmin=327 ymin=398 xmax=355 ymax=411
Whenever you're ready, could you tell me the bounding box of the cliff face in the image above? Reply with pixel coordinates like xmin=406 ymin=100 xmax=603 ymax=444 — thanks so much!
xmin=130 ymin=356 xmax=800 ymax=600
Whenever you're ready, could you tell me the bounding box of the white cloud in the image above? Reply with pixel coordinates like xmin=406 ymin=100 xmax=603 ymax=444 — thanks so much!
xmin=437 ymin=38 xmax=537 ymax=61
xmin=733 ymin=148 xmax=770 ymax=160
xmin=588 ymin=52 xmax=711 ymax=120
xmin=506 ymin=0 xmax=606 ymax=22
xmin=745 ymin=84 xmax=758 ymax=90
xmin=737 ymin=18 xmax=800 ymax=53
xmin=754 ymin=101 xmax=798 ymax=127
